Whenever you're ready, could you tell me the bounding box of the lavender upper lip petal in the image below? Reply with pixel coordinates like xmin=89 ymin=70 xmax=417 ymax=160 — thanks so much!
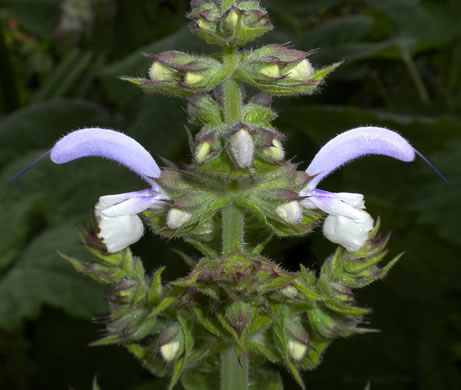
xmin=50 ymin=127 xmax=161 ymax=184
xmin=305 ymin=126 xmax=416 ymax=191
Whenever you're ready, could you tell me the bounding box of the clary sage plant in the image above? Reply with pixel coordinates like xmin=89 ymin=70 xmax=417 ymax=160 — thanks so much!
xmin=18 ymin=1 xmax=444 ymax=389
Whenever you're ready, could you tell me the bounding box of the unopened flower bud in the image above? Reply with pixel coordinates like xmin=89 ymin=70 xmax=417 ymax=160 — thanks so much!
xmin=195 ymin=141 xmax=211 ymax=163
xmin=223 ymin=8 xmax=240 ymax=33
xmin=275 ymin=201 xmax=303 ymax=224
xmin=185 ymin=72 xmax=204 ymax=85
xmin=281 ymin=285 xmax=297 ymax=298
xmin=167 ymin=208 xmax=192 ymax=229
xmin=259 ymin=63 xmax=280 ymax=78
xmin=323 ymin=211 xmax=374 ymax=252
xmin=149 ymin=61 xmax=176 ymax=81
xmin=160 ymin=340 xmax=181 ymax=362
xmin=229 ymin=129 xmax=254 ymax=168
xmin=261 ymin=138 xmax=285 ymax=161
xmin=286 ymin=59 xmax=314 ymax=81
xmin=287 ymin=339 xmax=307 ymax=361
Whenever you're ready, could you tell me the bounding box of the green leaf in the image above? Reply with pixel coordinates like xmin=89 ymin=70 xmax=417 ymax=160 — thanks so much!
xmin=32 ymin=49 xmax=93 ymax=102
xmin=292 ymin=281 xmax=324 ymax=301
xmin=0 ymin=99 xmax=111 ymax=167
xmin=168 ymin=356 xmax=185 ymax=390
xmin=147 ymin=287 xmax=183 ymax=318
xmin=193 ymin=306 xmax=225 ymax=338
xmin=0 ymin=196 xmax=40 ymax=272
xmin=249 ymin=369 xmax=283 ymax=390
xmin=0 ymin=224 xmax=107 ymax=331
xmin=198 ymin=196 xmax=231 ymax=226
xmin=413 ymin=140 xmax=461 ymax=246
xmin=93 ymin=376 xmax=102 ymax=390
xmin=5 ymin=0 xmax=62 ymax=38
xmin=147 ymin=266 xmax=165 ymax=304
xmin=182 ymin=370 xmax=219 ymax=390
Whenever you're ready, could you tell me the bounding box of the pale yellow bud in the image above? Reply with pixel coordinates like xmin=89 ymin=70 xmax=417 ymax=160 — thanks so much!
xmin=259 ymin=63 xmax=280 ymax=78
xmin=197 ymin=18 xmax=213 ymax=31
xmin=262 ymin=138 xmax=285 ymax=161
xmin=223 ymin=9 xmax=240 ymax=33
xmin=185 ymin=72 xmax=204 ymax=85
xmin=149 ymin=61 xmax=176 ymax=81
xmin=160 ymin=341 xmax=180 ymax=362
xmin=286 ymin=59 xmax=314 ymax=81
xmin=287 ymin=339 xmax=307 ymax=361
xmin=195 ymin=141 xmax=211 ymax=163
xmin=167 ymin=208 xmax=192 ymax=229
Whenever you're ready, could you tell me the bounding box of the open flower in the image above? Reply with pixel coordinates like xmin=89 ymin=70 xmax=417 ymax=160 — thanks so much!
xmin=299 ymin=126 xmax=416 ymax=251
xmin=49 ymin=128 xmax=170 ymax=252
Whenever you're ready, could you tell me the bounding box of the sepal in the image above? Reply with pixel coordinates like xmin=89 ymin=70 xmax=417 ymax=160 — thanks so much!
xmin=238 ymin=45 xmax=342 ymax=96
xmin=121 ymin=52 xmax=228 ymax=98
xmin=188 ymin=0 xmax=272 ymax=46
xmin=187 ymin=94 xmax=223 ymax=127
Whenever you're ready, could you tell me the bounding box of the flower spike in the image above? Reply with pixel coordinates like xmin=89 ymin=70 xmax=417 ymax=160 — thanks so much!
xmin=50 ymin=128 xmax=161 ymax=184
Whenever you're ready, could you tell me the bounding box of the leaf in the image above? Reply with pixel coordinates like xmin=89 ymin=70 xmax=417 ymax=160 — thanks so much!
xmin=413 ymin=140 xmax=461 ymax=246
xmin=249 ymin=368 xmax=283 ymax=390
xmin=147 ymin=266 xmax=165 ymax=304
xmin=0 ymin=196 xmax=40 ymax=272
xmin=5 ymin=0 xmax=62 ymax=38
xmin=0 ymin=224 xmax=107 ymax=331
xmin=182 ymin=370 xmax=219 ymax=390
xmin=147 ymin=287 xmax=183 ymax=318
xmin=32 ymin=49 xmax=93 ymax=102
xmin=168 ymin=356 xmax=185 ymax=390
xmin=292 ymin=281 xmax=324 ymax=301
xmin=193 ymin=306 xmax=225 ymax=338
xmin=0 ymin=99 xmax=112 ymax=167
xmin=93 ymin=376 xmax=102 ymax=390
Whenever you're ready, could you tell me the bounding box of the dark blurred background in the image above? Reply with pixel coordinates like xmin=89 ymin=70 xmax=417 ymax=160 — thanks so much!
xmin=0 ymin=0 xmax=460 ymax=389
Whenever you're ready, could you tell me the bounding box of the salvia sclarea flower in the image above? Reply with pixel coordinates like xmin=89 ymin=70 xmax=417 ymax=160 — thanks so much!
xmin=38 ymin=128 xmax=170 ymax=253
xmin=296 ymin=126 xmax=445 ymax=252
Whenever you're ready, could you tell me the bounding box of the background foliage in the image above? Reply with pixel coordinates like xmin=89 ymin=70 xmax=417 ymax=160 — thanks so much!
xmin=0 ymin=0 xmax=460 ymax=389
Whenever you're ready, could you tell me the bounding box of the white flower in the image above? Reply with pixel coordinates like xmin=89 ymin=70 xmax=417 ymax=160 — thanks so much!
xmin=95 ymin=188 xmax=169 ymax=253
xmin=48 ymin=128 xmax=171 ymax=252
xmin=323 ymin=210 xmax=374 ymax=252
xmin=299 ymin=127 xmax=416 ymax=251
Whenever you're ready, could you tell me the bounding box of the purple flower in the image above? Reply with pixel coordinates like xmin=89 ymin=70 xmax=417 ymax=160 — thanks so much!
xmin=299 ymin=126 xmax=417 ymax=251
xmin=50 ymin=128 xmax=169 ymax=252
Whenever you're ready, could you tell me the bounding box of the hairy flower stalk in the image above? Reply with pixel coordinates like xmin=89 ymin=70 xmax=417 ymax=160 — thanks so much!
xmin=16 ymin=1 xmax=446 ymax=389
